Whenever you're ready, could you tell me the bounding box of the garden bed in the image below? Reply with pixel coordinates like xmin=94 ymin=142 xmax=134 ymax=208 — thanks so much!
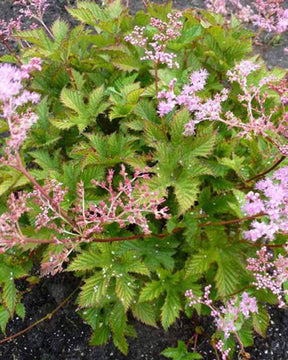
xmin=0 ymin=1 xmax=287 ymax=359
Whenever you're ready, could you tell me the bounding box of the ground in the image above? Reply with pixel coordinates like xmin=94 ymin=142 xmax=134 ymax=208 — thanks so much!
xmin=0 ymin=1 xmax=287 ymax=359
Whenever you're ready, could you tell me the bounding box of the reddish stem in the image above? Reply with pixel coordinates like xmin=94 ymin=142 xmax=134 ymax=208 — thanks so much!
xmin=245 ymin=156 xmax=285 ymax=183
xmin=200 ymin=213 xmax=265 ymax=227
xmin=0 ymin=33 xmax=22 ymax=64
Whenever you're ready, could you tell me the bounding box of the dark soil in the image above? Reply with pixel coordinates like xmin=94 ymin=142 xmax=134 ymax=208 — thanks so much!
xmin=0 ymin=1 xmax=287 ymax=359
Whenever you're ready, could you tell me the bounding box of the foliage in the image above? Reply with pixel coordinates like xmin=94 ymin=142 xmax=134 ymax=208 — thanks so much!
xmin=0 ymin=0 xmax=287 ymax=359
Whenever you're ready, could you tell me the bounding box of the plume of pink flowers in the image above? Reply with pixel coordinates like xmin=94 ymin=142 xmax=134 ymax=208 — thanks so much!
xmin=247 ymin=246 xmax=288 ymax=307
xmin=185 ymin=285 xmax=258 ymax=340
xmin=205 ymin=0 xmax=288 ymax=35
xmin=242 ymin=166 xmax=288 ymax=243
xmin=0 ymin=59 xmax=42 ymax=165
xmin=74 ymin=164 xmax=170 ymax=238
xmin=125 ymin=12 xmax=182 ymax=69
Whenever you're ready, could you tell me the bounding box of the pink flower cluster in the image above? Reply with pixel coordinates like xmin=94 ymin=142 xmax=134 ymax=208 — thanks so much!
xmin=247 ymin=246 xmax=288 ymax=307
xmin=74 ymin=164 xmax=170 ymax=238
xmin=242 ymin=167 xmax=288 ymax=242
xmin=185 ymin=285 xmax=258 ymax=340
xmin=29 ymin=179 xmax=69 ymax=232
xmin=0 ymin=165 xmax=170 ymax=258
xmin=0 ymin=0 xmax=50 ymax=39
xmin=205 ymin=0 xmax=288 ymax=34
xmin=0 ymin=192 xmax=31 ymax=252
xmin=156 ymin=68 xmax=229 ymax=134
xmin=205 ymin=0 xmax=228 ymax=16
xmin=0 ymin=179 xmax=70 ymax=252
xmin=125 ymin=12 xmax=182 ymax=69
xmin=251 ymin=0 xmax=288 ymax=34
xmin=223 ymin=60 xmax=287 ymax=141
xmin=0 ymin=59 xmax=42 ymax=165
xmin=215 ymin=340 xmax=231 ymax=360
xmin=14 ymin=0 xmax=50 ymax=21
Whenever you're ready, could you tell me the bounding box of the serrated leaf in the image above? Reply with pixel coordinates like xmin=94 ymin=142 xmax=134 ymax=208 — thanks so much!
xmin=3 ymin=280 xmax=16 ymax=315
xmin=237 ymin=321 xmax=253 ymax=347
xmin=0 ymin=306 xmax=10 ymax=334
xmin=88 ymin=86 xmax=105 ymax=116
xmin=134 ymin=99 xmax=159 ymax=123
xmin=115 ymin=274 xmax=135 ymax=311
xmin=186 ymin=250 xmax=214 ymax=276
xmin=189 ymin=132 xmax=217 ymax=158
xmin=16 ymin=302 xmax=25 ymax=319
xmin=252 ymin=305 xmax=269 ymax=337
xmin=67 ymin=250 xmax=102 ymax=271
xmin=29 ymin=149 xmax=61 ymax=171
xmin=174 ymin=176 xmax=199 ymax=214
xmin=67 ymin=7 xmax=99 ymax=26
xmin=112 ymin=55 xmax=141 ymax=72
xmin=162 ymin=341 xmax=202 ymax=359
xmin=60 ymin=88 xmax=87 ymax=115
xmin=139 ymin=280 xmax=163 ymax=302
xmin=215 ymin=251 xmax=239 ymax=297
xmin=132 ymin=302 xmax=157 ymax=327
xmin=170 ymin=108 xmax=190 ymax=144
xmin=109 ymin=302 xmax=128 ymax=355
xmin=90 ymin=325 xmax=110 ymax=346
xmin=14 ymin=28 xmax=53 ymax=50
xmin=50 ymin=118 xmax=74 ymax=130
xmin=161 ymin=290 xmax=181 ymax=330
xmin=51 ymin=19 xmax=69 ymax=46
xmin=79 ymin=273 xmax=109 ymax=307
xmin=144 ymin=121 xmax=167 ymax=147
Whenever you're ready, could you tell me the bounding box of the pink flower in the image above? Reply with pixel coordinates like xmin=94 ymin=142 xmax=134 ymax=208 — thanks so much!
xmin=125 ymin=12 xmax=182 ymax=69
xmin=186 ymin=286 xmax=258 ymax=340
xmin=242 ymin=167 xmax=288 ymax=243
xmin=247 ymin=246 xmax=288 ymax=307
xmin=0 ymin=60 xmax=41 ymax=164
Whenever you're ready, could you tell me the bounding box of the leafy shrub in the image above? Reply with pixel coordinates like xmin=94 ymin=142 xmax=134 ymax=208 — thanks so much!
xmin=0 ymin=1 xmax=287 ymax=358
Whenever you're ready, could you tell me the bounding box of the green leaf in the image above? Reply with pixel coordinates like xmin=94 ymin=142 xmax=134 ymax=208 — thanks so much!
xmin=79 ymin=273 xmax=109 ymax=307
xmin=131 ymin=302 xmax=157 ymax=327
xmin=162 ymin=340 xmax=203 ymax=359
xmin=144 ymin=121 xmax=167 ymax=147
xmin=0 ymin=306 xmax=10 ymax=334
xmin=29 ymin=149 xmax=61 ymax=171
xmin=139 ymin=280 xmax=163 ymax=302
xmin=67 ymin=7 xmax=100 ymax=26
xmin=112 ymin=55 xmax=141 ymax=72
xmin=16 ymin=302 xmax=25 ymax=319
xmin=51 ymin=19 xmax=69 ymax=46
xmin=215 ymin=251 xmax=239 ymax=297
xmin=67 ymin=250 xmax=102 ymax=271
xmin=252 ymin=305 xmax=269 ymax=337
xmin=115 ymin=273 xmax=135 ymax=311
xmin=109 ymin=302 xmax=128 ymax=355
xmin=88 ymin=86 xmax=107 ymax=116
xmin=174 ymin=175 xmax=199 ymax=214
xmin=237 ymin=321 xmax=253 ymax=347
xmin=186 ymin=250 xmax=214 ymax=276
xmin=3 ymin=280 xmax=17 ymax=315
xmin=188 ymin=132 xmax=217 ymax=158
xmin=60 ymin=88 xmax=87 ymax=115
xmin=161 ymin=290 xmax=182 ymax=330
xmin=170 ymin=108 xmax=190 ymax=145
xmin=134 ymin=99 xmax=159 ymax=123
xmin=90 ymin=325 xmax=110 ymax=346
